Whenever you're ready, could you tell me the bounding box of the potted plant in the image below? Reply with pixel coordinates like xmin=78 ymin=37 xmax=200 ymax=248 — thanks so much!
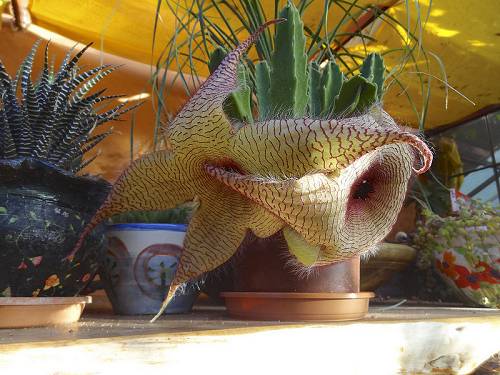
xmin=0 ymin=41 xmax=135 ymax=327
xmin=413 ymin=198 xmax=499 ymax=308
xmin=72 ymin=9 xmax=432 ymax=322
xmin=199 ymin=2 xmax=426 ymax=319
xmin=386 ymin=136 xmax=500 ymax=307
xmin=101 ymin=205 xmax=200 ymax=315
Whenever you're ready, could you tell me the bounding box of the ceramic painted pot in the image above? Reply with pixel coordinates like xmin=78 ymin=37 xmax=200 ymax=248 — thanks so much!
xmin=101 ymin=223 xmax=198 ymax=314
xmin=0 ymin=158 xmax=109 ymax=297
xmin=433 ymin=231 xmax=499 ymax=308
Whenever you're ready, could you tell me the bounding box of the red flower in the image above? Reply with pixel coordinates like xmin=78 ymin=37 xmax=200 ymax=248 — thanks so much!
xmin=472 ymin=261 xmax=500 ymax=284
xmin=17 ymin=261 xmax=28 ymax=270
xmin=475 ymin=261 xmax=491 ymax=270
xmin=30 ymin=256 xmax=43 ymax=266
xmin=476 ymin=268 xmax=500 ymax=284
xmin=436 ymin=251 xmax=465 ymax=279
xmin=455 ymin=272 xmax=481 ymax=290
xmin=81 ymin=273 xmax=91 ymax=283
xmin=453 ymin=265 xmax=470 ymax=277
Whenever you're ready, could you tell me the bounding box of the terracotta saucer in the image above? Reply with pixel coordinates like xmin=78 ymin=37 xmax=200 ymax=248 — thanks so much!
xmin=221 ymin=292 xmax=374 ymax=322
xmin=0 ymin=297 xmax=91 ymax=328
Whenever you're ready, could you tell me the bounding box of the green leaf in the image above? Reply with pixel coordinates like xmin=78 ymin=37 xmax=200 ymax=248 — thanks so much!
xmin=8 ymin=216 xmax=17 ymax=224
xmin=333 ymin=76 xmax=377 ymax=116
xmin=29 ymin=211 xmax=37 ymax=220
xmin=0 ymin=207 xmax=7 ymax=214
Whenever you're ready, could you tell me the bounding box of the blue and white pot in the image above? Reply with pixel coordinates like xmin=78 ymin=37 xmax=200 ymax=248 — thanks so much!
xmin=101 ymin=223 xmax=198 ymax=315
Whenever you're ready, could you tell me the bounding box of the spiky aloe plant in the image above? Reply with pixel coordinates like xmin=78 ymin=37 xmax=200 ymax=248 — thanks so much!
xmin=0 ymin=41 xmax=137 ymax=173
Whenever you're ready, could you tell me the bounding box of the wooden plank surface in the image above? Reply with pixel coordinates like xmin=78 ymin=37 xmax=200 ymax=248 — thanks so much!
xmin=0 ymin=306 xmax=499 ymax=345
xmin=0 ymin=307 xmax=499 ymax=374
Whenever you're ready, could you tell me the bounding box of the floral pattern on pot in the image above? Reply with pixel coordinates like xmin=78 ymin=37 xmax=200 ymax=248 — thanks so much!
xmin=0 ymin=158 xmax=109 ymax=297
xmin=414 ymin=199 xmax=500 ymax=308
xmin=434 ymin=246 xmax=499 ymax=308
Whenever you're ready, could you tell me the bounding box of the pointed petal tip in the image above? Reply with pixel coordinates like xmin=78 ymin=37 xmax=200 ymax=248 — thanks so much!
xmin=393 ymin=132 xmax=433 ymax=175
xmin=150 ymin=283 xmax=179 ymax=323
xmin=411 ymin=138 xmax=433 ymax=175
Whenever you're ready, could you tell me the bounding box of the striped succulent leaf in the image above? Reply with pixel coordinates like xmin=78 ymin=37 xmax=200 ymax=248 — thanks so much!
xmin=0 ymin=41 xmax=137 ymax=173
xmin=0 ymin=109 xmax=17 ymax=159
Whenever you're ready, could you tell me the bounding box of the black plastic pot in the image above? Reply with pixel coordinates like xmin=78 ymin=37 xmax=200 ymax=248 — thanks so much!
xmin=0 ymin=158 xmax=110 ymax=297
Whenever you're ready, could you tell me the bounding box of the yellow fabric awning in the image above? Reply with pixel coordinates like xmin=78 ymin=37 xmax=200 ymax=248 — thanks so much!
xmin=28 ymin=0 xmax=500 ymax=129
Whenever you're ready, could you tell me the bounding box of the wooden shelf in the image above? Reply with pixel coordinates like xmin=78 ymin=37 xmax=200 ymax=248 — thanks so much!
xmin=1 ymin=306 xmax=499 ymax=374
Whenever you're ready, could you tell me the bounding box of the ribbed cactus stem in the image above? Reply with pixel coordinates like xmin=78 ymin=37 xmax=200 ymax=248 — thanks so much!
xmin=360 ymin=53 xmax=385 ymax=101
xmin=320 ymin=60 xmax=344 ymax=116
xmin=268 ymin=2 xmax=308 ymax=116
xmin=255 ymin=61 xmax=271 ymax=120
xmin=308 ymin=62 xmax=322 ymax=117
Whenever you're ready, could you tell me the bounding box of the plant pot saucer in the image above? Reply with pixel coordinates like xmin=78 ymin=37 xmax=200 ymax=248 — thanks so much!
xmin=0 ymin=296 xmax=92 ymax=328
xmin=221 ymin=292 xmax=375 ymax=322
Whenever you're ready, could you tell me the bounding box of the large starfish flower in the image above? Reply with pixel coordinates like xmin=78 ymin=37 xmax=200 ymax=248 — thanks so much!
xmin=73 ymin=20 xmax=432 ymax=319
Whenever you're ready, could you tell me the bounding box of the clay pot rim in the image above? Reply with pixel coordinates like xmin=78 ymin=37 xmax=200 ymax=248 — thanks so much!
xmin=221 ymin=292 xmax=374 ymax=299
xmin=0 ymin=296 xmax=92 ymax=305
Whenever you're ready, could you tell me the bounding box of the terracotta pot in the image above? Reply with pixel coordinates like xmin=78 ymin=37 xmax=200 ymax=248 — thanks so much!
xmin=220 ymin=232 xmax=372 ymax=321
xmin=232 ymin=232 xmax=360 ymax=293
xmin=222 ymin=292 xmax=374 ymax=321
xmin=0 ymin=296 xmax=91 ymax=328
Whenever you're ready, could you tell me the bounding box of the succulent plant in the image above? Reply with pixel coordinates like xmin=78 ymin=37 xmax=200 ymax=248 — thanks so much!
xmin=208 ymin=2 xmax=385 ymax=122
xmin=111 ymin=203 xmax=195 ymax=224
xmin=0 ymin=41 xmax=137 ymax=173
xmin=413 ymin=198 xmax=500 ymax=307
xmin=72 ymin=20 xmax=432 ymax=320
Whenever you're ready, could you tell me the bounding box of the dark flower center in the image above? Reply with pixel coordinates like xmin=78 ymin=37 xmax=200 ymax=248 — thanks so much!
xmin=352 ymin=179 xmax=375 ymax=200
xmin=467 ymin=274 xmax=478 ymax=283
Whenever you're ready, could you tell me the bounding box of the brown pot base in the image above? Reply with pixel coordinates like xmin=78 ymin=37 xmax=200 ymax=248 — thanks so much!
xmin=232 ymin=233 xmax=361 ymax=293
xmin=0 ymin=297 xmax=91 ymax=328
xmin=221 ymin=292 xmax=374 ymax=322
